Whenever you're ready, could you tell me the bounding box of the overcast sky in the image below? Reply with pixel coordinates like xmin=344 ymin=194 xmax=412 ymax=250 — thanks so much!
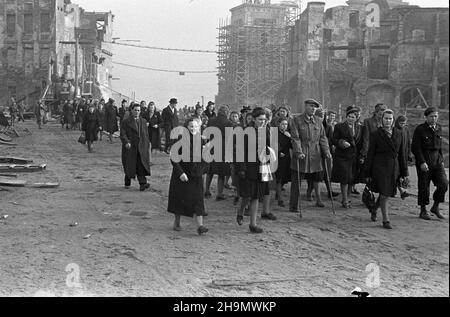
xmin=74 ymin=0 xmax=449 ymax=109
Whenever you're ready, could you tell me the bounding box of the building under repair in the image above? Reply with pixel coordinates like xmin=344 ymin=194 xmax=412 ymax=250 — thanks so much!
xmin=0 ymin=0 xmax=115 ymax=112
xmin=216 ymin=0 xmax=300 ymax=109
xmin=276 ymin=0 xmax=449 ymax=116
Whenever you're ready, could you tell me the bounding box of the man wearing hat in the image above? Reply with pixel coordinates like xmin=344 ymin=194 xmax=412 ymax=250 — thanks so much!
xmin=162 ymin=98 xmax=180 ymax=154
xmin=290 ymin=99 xmax=332 ymax=215
xmin=412 ymin=107 xmax=448 ymax=220
xmin=203 ymin=101 xmax=217 ymax=120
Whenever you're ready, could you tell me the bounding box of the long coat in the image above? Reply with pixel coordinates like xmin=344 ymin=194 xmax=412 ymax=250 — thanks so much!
xmin=63 ymin=103 xmax=73 ymax=124
xmin=168 ymin=134 xmax=208 ymax=218
xmin=365 ymin=127 xmax=408 ymax=197
xmin=148 ymin=111 xmax=163 ymax=150
xmin=331 ymin=122 xmax=362 ymax=184
xmin=161 ymin=106 xmax=179 ymax=145
xmin=207 ymin=113 xmax=234 ymax=176
xmin=104 ymin=102 xmax=119 ymax=134
xmin=82 ymin=110 xmax=101 ymax=142
xmin=290 ymin=114 xmax=331 ymax=173
xmin=120 ymin=116 xmax=151 ymax=179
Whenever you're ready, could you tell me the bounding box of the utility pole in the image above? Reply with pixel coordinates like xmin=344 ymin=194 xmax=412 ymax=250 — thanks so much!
xmin=431 ymin=12 xmax=441 ymax=107
xmin=74 ymin=34 xmax=79 ymax=98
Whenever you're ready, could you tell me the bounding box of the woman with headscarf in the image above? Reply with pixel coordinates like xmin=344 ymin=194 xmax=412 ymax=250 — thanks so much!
xmin=168 ymin=117 xmax=209 ymax=235
xmin=82 ymin=103 xmax=102 ymax=153
xmin=365 ymin=109 xmax=409 ymax=229
xmin=274 ymin=117 xmax=292 ymax=207
xmin=331 ymin=107 xmax=362 ymax=208
xmin=104 ymin=98 xmax=119 ymax=143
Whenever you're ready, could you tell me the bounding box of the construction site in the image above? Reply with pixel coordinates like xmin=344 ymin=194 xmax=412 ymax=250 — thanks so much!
xmin=216 ymin=0 xmax=300 ymax=109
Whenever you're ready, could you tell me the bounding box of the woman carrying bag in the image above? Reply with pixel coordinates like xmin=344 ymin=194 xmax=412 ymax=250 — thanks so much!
xmin=364 ymin=109 xmax=409 ymax=229
xmin=82 ymin=103 xmax=102 ymax=153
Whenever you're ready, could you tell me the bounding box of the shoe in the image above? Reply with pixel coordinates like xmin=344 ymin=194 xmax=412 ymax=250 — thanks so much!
xmin=216 ymin=196 xmax=226 ymax=201
xmin=124 ymin=185 xmax=131 ymax=189
xmin=370 ymin=210 xmax=377 ymax=222
xmin=249 ymin=225 xmax=263 ymax=234
xmin=278 ymin=200 xmax=285 ymax=207
xmin=306 ymin=195 xmax=313 ymax=202
xmin=236 ymin=215 xmax=244 ymax=226
xmin=233 ymin=196 xmax=240 ymax=206
xmin=431 ymin=206 xmax=445 ymax=219
xmin=383 ymin=221 xmax=393 ymax=230
xmin=351 ymin=189 xmax=360 ymax=195
xmin=419 ymin=212 xmax=432 ymax=221
xmin=400 ymin=191 xmax=410 ymax=200
xmin=261 ymin=213 xmax=277 ymax=221
xmin=197 ymin=226 xmax=209 ymax=236
xmin=173 ymin=225 xmax=182 ymax=232
xmin=224 ymin=184 xmax=232 ymax=190
xmin=140 ymin=183 xmax=150 ymax=192
xmin=243 ymin=207 xmax=250 ymax=216
xmin=341 ymin=201 xmax=351 ymax=209
xmin=315 ymin=202 xmax=325 ymax=208
xmin=204 ymin=192 xmax=212 ymax=199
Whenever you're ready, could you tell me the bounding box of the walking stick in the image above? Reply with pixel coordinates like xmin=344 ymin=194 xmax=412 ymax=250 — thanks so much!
xmin=296 ymin=159 xmax=302 ymax=219
xmin=323 ymin=156 xmax=336 ymax=216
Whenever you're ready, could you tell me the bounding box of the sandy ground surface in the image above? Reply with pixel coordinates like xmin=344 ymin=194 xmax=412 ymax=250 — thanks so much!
xmin=0 ymin=120 xmax=448 ymax=297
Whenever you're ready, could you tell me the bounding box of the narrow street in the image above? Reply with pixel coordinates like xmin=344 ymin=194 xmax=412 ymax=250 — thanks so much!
xmin=0 ymin=121 xmax=448 ymax=297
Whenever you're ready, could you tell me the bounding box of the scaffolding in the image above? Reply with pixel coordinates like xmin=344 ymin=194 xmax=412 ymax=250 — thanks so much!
xmin=217 ymin=0 xmax=300 ymax=109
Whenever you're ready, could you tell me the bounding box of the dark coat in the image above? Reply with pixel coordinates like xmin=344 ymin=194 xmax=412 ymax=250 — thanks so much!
xmin=104 ymin=102 xmax=119 ymax=134
xmin=147 ymin=111 xmax=163 ymax=150
xmin=63 ymin=103 xmax=73 ymax=124
xmin=168 ymin=134 xmax=208 ymax=218
xmin=96 ymin=107 xmax=105 ymax=128
xmin=120 ymin=116 xmax=151 ymax=178
xmin=207 ymin=113 xmax=234 ymax=176
xmin=82 ymin=110 xmax=101 ymax=142
xmin=365 ymin=127 xmax=408 ymax=197
xmin=275 ymin=130 xmax=292 ymax=185
xmin=411 ymin=123 xmax=443 ymax=168
xmin=331 ymin=122 xmax=362 ymax=184
xmin=162 ymin=105 xmax=179 ymax=132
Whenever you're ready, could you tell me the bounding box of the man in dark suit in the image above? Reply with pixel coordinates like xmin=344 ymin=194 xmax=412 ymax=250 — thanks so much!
xmin=120 ymin=103 xmax=151 ymax=191
xmin=162 ymin=98 xmax=179 ymax=154
xmin=412 ymin=107 xmax=448 ymax=220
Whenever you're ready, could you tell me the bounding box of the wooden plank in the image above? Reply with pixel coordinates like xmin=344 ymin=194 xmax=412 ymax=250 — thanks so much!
xmin=0 ymin=178 xmax=27 ymax=187
xmin=0 ymin=157 xmax=34 ymax=164
xmin=0 ymin=140 xmax=17 ymax=146
xmin=28 ymin=183 xmax=60 ymax=189
xmin=0 ymin=164 xmax=46 ymax=173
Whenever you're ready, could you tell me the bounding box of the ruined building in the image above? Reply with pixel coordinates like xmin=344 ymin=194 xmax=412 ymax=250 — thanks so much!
xmin=0 ymin=0 xmax=114 ymax=110
xmin=276 ymin=0 xmax=449 ymax=116
xmin=217 ymin=0 xmax=300 ymax=109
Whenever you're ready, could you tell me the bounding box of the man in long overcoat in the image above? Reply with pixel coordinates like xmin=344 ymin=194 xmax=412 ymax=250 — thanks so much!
xmin=120 ymin=103 xmax=151 ymax=191
xmin=289 ymin=99 xmax=331 ymax=214
xmin=104 ymin=98 xmax=119 ymax=143
xmin=161 ymin=98 xmax=179 ymax=154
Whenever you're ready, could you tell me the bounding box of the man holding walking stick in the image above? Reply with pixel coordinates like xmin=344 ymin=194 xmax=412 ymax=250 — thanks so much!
xmin=289 ymin=99 xmax=332 ymax=218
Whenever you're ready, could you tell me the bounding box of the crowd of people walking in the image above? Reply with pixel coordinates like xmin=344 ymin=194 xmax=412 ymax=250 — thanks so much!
xmin=23 ymin=95 xmax=448 ymax=236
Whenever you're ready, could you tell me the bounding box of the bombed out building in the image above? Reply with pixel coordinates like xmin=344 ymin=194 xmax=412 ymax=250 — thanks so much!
xmin=0 ymin=0 xmax=114 ymax=111
xmin=276 ymin=0 xmax=449 ymax=116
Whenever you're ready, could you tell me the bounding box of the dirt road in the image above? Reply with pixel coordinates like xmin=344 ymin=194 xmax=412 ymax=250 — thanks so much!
xmin=0 ymin=121 xmax=448 ymax=297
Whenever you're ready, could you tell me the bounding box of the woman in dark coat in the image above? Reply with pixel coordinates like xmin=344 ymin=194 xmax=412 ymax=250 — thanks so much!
xmin=331 ymin=107 xmax=361 ymax=208
xmin=274 ymin=117 xmax=292 ymax=207
xmin=82 ymin=104 xmax=102 ymax=153
xmin=63 ymin=101 xmax=73 ymax=130
xmin=147 ymin=103 xmax=163 ymax=153
xmin=365 ymin=109 xmax=409 ymax=229
xmin=168 ymin=118 xmax=209 ymax=235
xmin=235 ymin=107 xmax=276 ymax=234
xmin=96 ymin=100 xmax=106 ymax=141
xmin=104 ymin=98 xmax=119 ymax=143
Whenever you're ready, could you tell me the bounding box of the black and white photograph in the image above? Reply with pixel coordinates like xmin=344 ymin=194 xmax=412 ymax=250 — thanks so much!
xmin=0 ymin=0 xmax=448 ymax=300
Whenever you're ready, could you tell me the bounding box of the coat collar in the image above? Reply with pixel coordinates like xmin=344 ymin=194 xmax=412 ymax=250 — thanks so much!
xmin=378 ymin=127 xmax=398 ymax=151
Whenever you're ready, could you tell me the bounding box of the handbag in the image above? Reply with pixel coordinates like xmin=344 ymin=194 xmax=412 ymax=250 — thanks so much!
xmin=78 ymin=133 xmax=86 ymax=145
xmin=362 ymin=180 xmax=377 ymax=212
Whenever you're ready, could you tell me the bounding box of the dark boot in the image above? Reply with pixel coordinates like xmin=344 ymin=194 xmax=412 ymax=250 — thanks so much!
xmin=419 ymin=205 xmax=432 ymax=220
xmin=430 ymin=203 xmax=445 ymax=219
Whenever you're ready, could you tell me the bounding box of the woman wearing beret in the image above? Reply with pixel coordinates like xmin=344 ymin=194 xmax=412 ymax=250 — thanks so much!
xmin=331 ymin=107 xmax=361 ymax=208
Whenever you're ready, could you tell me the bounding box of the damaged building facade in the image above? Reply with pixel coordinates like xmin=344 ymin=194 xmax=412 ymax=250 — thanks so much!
xmin=276 ymin=0 xmax=449 ymax=116
xmin=0 ymin=0 xmax=114 ymax=110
